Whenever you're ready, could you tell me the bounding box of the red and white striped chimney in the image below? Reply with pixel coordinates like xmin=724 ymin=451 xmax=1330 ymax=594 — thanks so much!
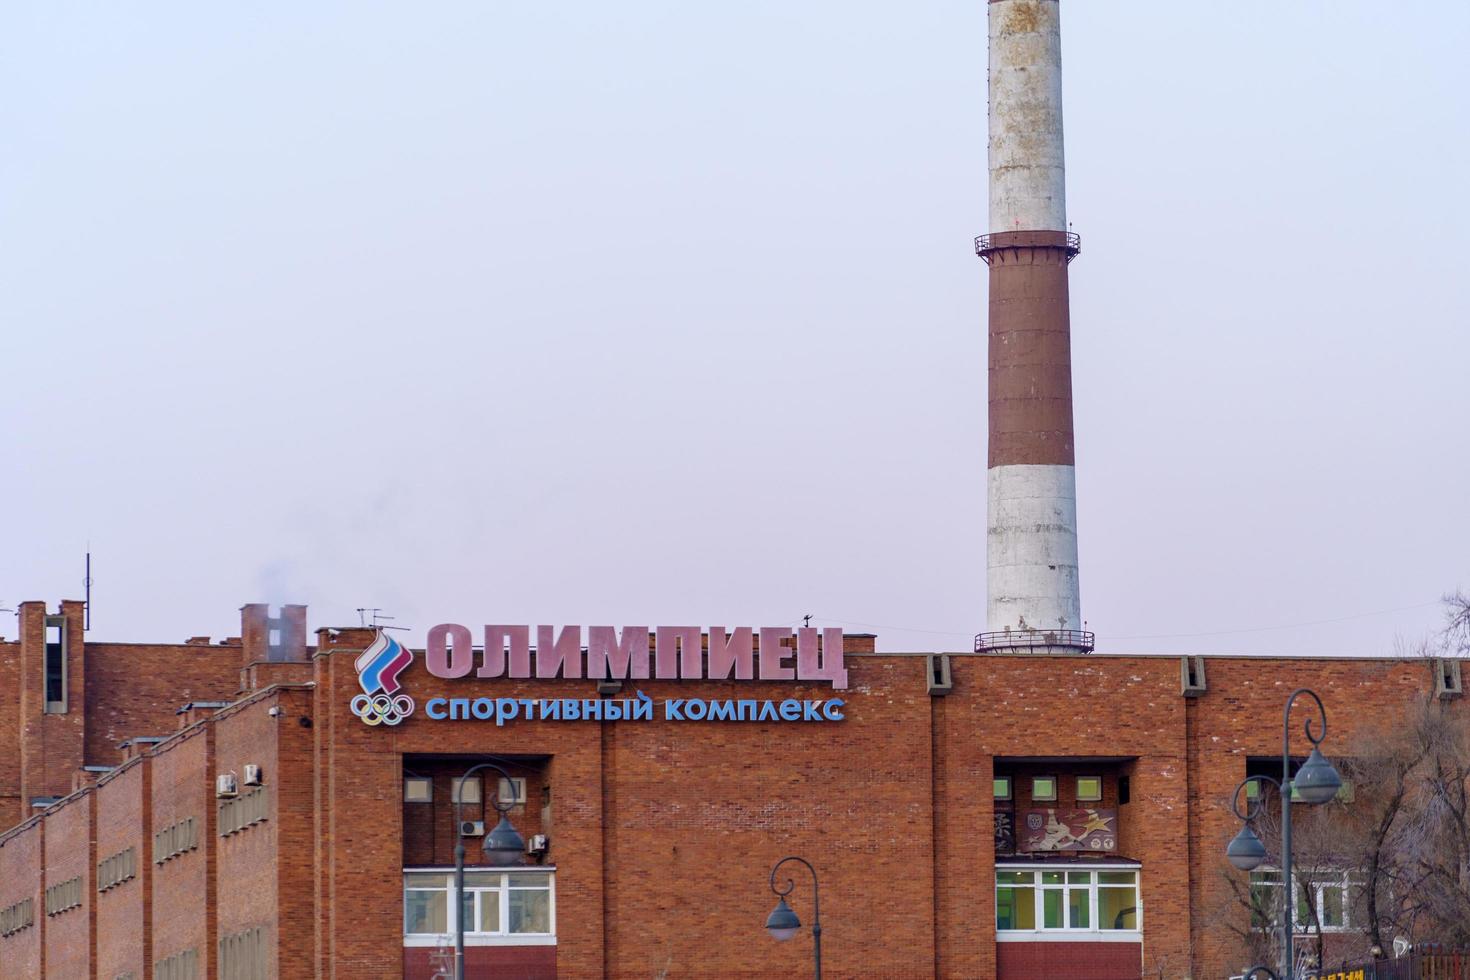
xmin=977 ymin=0 xmax=1090 ymax=653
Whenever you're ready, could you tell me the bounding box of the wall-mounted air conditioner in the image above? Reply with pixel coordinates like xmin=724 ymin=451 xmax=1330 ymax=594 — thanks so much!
xmin=459 ymin=821 xmax=485 ymax=837
xmin=527 ymin=834 xmax=549 ymax=855
xmin=216 ymin=774 xmax=238 ymax=798
xmin=242 ymin=764 xmax=263 ymax=786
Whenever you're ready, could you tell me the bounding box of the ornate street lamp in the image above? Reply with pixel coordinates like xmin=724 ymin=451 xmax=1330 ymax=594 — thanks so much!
xmin=454 ymin=762 xmax=525 ymax=980
xmin=765 ymin=856 xmax=822 ymax=979
xmin=1226 ymin=688 xmax=1342 ymax=979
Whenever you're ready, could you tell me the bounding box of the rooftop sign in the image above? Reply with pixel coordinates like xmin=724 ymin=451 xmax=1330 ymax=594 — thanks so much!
xmin=348 ymin=626 xmax=850 ymax=728
xmin=425 ymin=625 xmax=849 ymax=689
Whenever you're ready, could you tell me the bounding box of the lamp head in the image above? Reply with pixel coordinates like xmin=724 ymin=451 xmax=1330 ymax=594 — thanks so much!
xmin=1292 ymin=747 xmax=1342 ymax=805
xmin=765 ymin=896 xmax=800 ymax=941
xmin=481 ymin=813 xmax=526 ymax=866
xmin=1226 ymin=823 xmax=1267 ymax=871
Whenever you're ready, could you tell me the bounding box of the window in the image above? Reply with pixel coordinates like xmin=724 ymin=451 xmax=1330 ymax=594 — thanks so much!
xmin=995 ymin=871 xmax=1035 ymax=930
xmin=1076 ymin=776 xmax=1103 ymax=803
xmin=498 ymin=777 xmax=528 ymax=809
xmin=452 ymin=777 xmax=482 ymax=805
xmin=1097 ymin=871 xmax=1139 ymax=930
xmin=404 ymin=873 xmax=449 ymax=935
xmin=996 ymin=868 xmax=1140 ymax=937
xmin=404 ymin=777 xmax=432 ymax=803
xmin=44 ymin=618 xmax=66 ymax=713
xmin=1248 ymin=869 xmax=1357 ymax=933
xmin=403 ymin=870 xmax=555 ymax=945
xmin=993 ymin=777 xmax=1012 ymax=801
xmin=1031 ymin=777 xmax=1057 ymax=802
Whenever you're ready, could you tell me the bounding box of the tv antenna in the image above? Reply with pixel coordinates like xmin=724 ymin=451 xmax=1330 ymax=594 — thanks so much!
xmin=802 ymin=614 xmax=813 ymax=628
xmin=356 ymin=608 xmax=408 ymax=631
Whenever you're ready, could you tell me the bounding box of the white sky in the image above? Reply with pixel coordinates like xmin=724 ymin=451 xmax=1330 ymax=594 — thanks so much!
xmin=2 ymin=2 xmax=1466 ymax=655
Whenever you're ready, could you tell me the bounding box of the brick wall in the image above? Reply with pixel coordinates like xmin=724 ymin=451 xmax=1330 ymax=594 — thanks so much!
xmin=0 ymin=641 xmax=20 ymax=831
xmin=214 ymin=686 xmax=316 ymax=980
xmin=151 ymin=725 xmax=215 ymax=978
xmin=3 ymin=617 xmax=1462 ymax=980
xmin=0 ymin=818 xmax=44 ymax=979
xmin=41 ymin=789 xmax=94 ymax=979
xmin=95 ymin=757 xmax=152 ymax=980
xmin=997 ymin=940 xmax=1142 ymax=978
xmin=84 ymin=641 xmax=242 ymax=764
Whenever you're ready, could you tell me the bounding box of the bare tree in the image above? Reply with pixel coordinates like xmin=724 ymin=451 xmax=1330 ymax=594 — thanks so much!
xmin=1212 ymin=593 xmax=1470 ymax=967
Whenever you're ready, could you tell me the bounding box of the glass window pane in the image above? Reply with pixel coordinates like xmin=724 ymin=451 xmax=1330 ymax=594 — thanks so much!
xmin=1068 ymin=888 xmax=1090 ymax=929
xmin=1097 ymin=871 xmax=1136 ymax=885
xmin=464 ymin=872 xmax=502 ymax=888
xmin=1042 ymin=889 xmax=1064 ymax=928
xmin=1098 ymin=887 xmax=1138 ymax=930
xmin=405 ymin=890 xmax=447 ymax=934
xmin=996 ymin=887 xmax=1035 ymax=929
xmin=404 ymin=777 xmax=432 ymax=802
xmin=997 ymin=871 xmax=1033 ymax=885
xmin=1320 ymin=885 xmax=1345 ymax=928
xmin=452 ymin=777 xmax=481 ymax=804
xmin=405 ymin=873 xmax=448 ymax=889
xmin=508 ymin=873 xmax=552 ymax=889
xmin=1067 ymin=872 xmax=1091 ymax=885
xmin=509 ymin=888 xmax=551 ymax=933
xmin=1077 ymin=777 xmax=1102 ymax=801
xmin=1032 ymin=777 xmax=1057 ymax=801
xmin=1249 ymin=875 xmax=1279 ymax=929
xmin=498 ymin=777 xmax=527 ymax=806
xmin=460 ymin=890 xmax=474 ymax=931
xmin=478 ymin=890 xmax=502 ymax=933
xmin=994 ymin=777 xmax=1012 ymax=800
xmin=1041 ymin=871 xmax=1064 ymax=885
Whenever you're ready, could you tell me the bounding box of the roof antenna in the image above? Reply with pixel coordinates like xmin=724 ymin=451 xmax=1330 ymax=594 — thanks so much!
xmin=356 ymin=608 xmax=407 ymax=630
xmin=84 ymin=551 xmax=93 ymax=631
xmin=803 ymin=614 xmax=813 ymax=628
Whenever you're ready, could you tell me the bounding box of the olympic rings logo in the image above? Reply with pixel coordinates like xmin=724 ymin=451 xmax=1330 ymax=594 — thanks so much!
xmin=350 ymin=692 xmax=416 ymax=726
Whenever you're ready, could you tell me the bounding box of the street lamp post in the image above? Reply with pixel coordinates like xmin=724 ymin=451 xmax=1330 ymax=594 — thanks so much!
xmin=1225 ymin=688 xmax=1342 ymax=980
xmin=453 ymin=762 xmax=526 ymax=980
xmin=765 ymin=856 xmax=822 ymax=980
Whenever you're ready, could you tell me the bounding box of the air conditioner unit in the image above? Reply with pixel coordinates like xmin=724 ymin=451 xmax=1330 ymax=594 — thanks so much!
xmin=459 ymin=821 xmax=485 ymax=837
xmin=242 ymin=765 xmax=263 ymax=786
xmin=216 ymin=774 xmax=238 ymax=798
xmin=526 ymin=834 xmax=549 ymax=855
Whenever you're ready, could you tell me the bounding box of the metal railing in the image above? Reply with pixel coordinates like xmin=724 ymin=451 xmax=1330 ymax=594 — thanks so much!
xmin=974 ymin=629 xmax=1095 ymax=654
xmin=1306 ymin=945 xmax=1470 ymax=980
xmin=973 ymin=231 xmax=1081 ymax=261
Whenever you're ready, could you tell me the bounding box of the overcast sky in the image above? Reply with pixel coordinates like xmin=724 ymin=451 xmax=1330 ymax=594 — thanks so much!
xmin=2 ymin=2 xmax=1466 ymax=656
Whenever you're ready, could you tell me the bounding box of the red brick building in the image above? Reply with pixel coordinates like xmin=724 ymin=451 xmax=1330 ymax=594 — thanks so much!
xmin=0 ymin=599 xmax=1454 ymax=979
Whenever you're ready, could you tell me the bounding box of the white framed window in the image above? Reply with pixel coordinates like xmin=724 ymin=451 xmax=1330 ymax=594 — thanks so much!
xmin=1076 ymin=776 xmax=1103 ymax=803
xmin=1248 ymin=869 xmax=1357 ymax=933
xmin=403 ymin=869 xmax=556 ymax=947
xmin=994 ymin=777 xmax=1012 ymax=801
xmin=498 ymin=777 xmax=528 ymax=808
xmin=1031 ymin=776 xmax=1057 ymax=802
xmin=996 ymin=865 xmax=1140 ymax=941
xmin=404 ymin=777 xmax=433 ymax=803
xmin=404 ymin=872 xmax=450 ymax=935
xmin=451 ymin=777 xmax=482 ymax=805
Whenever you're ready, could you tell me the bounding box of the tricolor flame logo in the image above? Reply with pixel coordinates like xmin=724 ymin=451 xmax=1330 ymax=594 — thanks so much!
xmin=355 ymin=631 xmax=413 ymax=696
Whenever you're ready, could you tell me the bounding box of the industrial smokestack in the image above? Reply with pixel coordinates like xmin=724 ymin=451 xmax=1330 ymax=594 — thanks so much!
xmin=976 ymin=0 xmax=1090 ymax=654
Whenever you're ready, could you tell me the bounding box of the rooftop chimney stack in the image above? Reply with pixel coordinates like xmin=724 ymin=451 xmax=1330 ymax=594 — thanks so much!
xmin=976 ymin=0 xmax=1090 ymax=654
